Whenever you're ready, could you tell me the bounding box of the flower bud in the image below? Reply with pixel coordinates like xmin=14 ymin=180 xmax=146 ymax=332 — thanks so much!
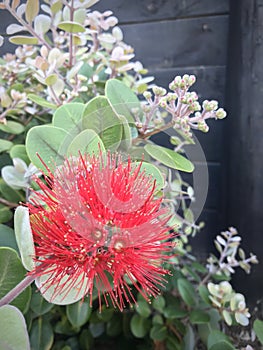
xmin=159 ymin=97 xmax=167 ymax=108
xmin=152 ymin=86 xmax=167 ymax=96
xmin=198 ymin=120 xmax=209 ymax=133
xmin=143 ymin=91 xmax=152 ymax=100
xmin=216 ymin=108 xmax=227 ymax=119
xmin=166 ymin=92 xmax=177 ymax=101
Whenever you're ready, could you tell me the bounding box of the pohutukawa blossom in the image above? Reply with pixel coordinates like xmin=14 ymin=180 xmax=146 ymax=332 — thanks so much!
xmin=28 ymin=152 xmax=175 ymax=310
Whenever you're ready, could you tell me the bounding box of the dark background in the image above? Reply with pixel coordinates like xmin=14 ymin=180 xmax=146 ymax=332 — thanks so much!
xmin=0 ymin=0 xmax=262 ymax=304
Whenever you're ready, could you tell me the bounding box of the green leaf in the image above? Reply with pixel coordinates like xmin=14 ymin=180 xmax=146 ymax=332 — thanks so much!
xmin=0 ymin=204 xmax=13 ymax=223
xmin=198 ymin=285 xmax=211 ymax=305
xmin=66 ymin=300 xmax=92 ymax=328
xmin=10 ymin=145 xmax=30 ymax=164
xmin=136 ymin=300 xmax=151 ymax=318
xmin=177 ymin=278 xmax=196 ymax=306
xmin=0 ymin=121 xmax=24 ymax=134
xmin=0 ymin=305 xmax=30 ymax=350
xmin=45 ymin=74 xmax=58 ymax=86
xmin=0 ymin=247 xmax=31 ymax=313
xmin=119 ymin=115 xmax=132 ymax=151
xmin=183 ymin=325 xmax=195 ymax=350
xmin=34 ymin=14 xmax=51 ymax=35
xmin=30 ymin=290 xmax=54 ymax=316
xmin=0 ymin=139 xmax=13 ymax=153
xmin=209 ymin=341 xmax=235 ymax=350
xmin=152 ymin=295 xmax=166 ymax=313
xmin=25 ymin=0 xmax=39 ymax=23
xmin=58 ymin=21 xmax=85 ymax=33
xmin=150 ymin=325 xmax=168 ymax=341
xmin=9 ymin=36 xmax=38 ymax=45
xmin=207 ymin=330 xmax=233 ymax=350
xmin=67 ymin=129 xmax=105 ymax=157
xmin=27 ymin=94 xmax=57 ymax=109
xmin=35 ymin=271 xmax=89 ymax=305
xmin=0 ymin=179 xmax=24 ymax=202
xmin=82 ymin=96 xmax=123 ymax=151
xmin=254 ymin=319 xmax=263 ymax=345
xmin=14 ymin=206 xmax=35 ymax=271
xmin=105 ymin=79 xmax=141 ymax=124
xmin=30 ymin=318 xmax=54 ymax=350
xmin=130 ymin=314 xmax=151 ymax=338
xmin=26 ymin=125 xmax=69 ymax=172
xmin=53 ymin=102 xmax=85 ymax=137
xmin=189 ymin=310 xmax=210 ymax=324
xmin=132 ymin=161 xmax=165 ymax=191
xmin=163 ymin=305 xmax=188 ymax=319
xmin=144 ymin=144 xmax=194 ymax=173
xmin=0 ymin=224 xmax=18 ymax=251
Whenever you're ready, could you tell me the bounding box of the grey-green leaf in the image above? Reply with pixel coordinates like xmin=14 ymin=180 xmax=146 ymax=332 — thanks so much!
xmin=105 ymin=79 xmax=141 ymax=124
xmin=0 ymin=305 xmax=30 ymax=350
xmin=67 ymin=129 xmax=105 ymax=157
xmin=0 ymin=247 xmax=31 ymax=313
xmin=144 ymin=144 xmax=194 ymax=173
xmin=177 ymin=278 xmax=196 ymax=307
xmin=66 ymin=300 xmax=92 ymax=328
xmin=82 ymin=96 xmax=123 ymax=151
xmin=26 ymin=126 xmax=69 ymax=172
xmin=30 ymin=318 xmax=54 ymax=350
xmin=14 ymin=206 xmax=35 ymax=271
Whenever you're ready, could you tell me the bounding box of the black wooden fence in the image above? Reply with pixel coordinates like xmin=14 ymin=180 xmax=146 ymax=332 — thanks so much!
xmin=0 ymin=0 xmax=262 ymax=302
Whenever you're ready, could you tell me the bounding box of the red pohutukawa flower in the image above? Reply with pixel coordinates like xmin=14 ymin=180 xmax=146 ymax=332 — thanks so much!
xmin=28 ymin=152 xmax=175 ymax=310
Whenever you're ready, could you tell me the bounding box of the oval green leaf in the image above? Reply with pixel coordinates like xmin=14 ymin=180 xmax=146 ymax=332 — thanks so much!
xmin=177 ymin=278 xmax=196 ymax=307
xmin=27 ymin=94 xmax=57 ymax=109
xmin=58 ymin=21 xmax=85 ymax=33
xmin=9 ymin=36 xmax=38 ymax=45
xmin=132 ymin=161 xmax=165 ymax=191
xmin=0 ymin=139 xmax=13 ymax=153
xmin=67 ymin=129 xmax=105 ymax=157
xmin=144 ymin=144 xmax=194 ymax=173
xmin=35 ymin=271 xmax=89 ymax=305
xmin=254 ymin=319 xmax=263 ymax=345
xmin=52 ymin=102 xmax=85 ymax=136
xmin=82 ymin=96 xmax=123 ymax=151
xmin=105 ymin=79 xmax=141 ymax=124
xmin=26 ymin=125 xmax=69 ymax=171
xmin=0 ymin=224 xmax=19 ymax=252
xmin=30 ymin=290 xmax=54 ymax=316
xmin=66 ymin=300 xmax=92 ymax=328
xmin=10 ymin=145 xmax=30 ymax=164
xmin=14 ymin=206 xmax=35 ymax=272
xmin=130 ymin=314 xmax=151 ymax=338
xmin=189 ymin=310 xmax=210 ymax=324
xmin=0 ymin=121 xmax=24 ymax=134
xmin=0 ymin=305 xmax=30 ymax=350
xmin=30 ymin=318 xmax=54 ymax=350
xmin=0 ymin=247 xmax=31 ymax=313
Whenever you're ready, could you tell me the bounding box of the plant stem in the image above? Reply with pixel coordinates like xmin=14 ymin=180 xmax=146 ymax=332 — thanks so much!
xmin=69 ymin=0 xmax=75 ymax=68
xmin=0 ymin=274 xmax=35 ymax=307
xmin=0 ymin=197 xmax=18 ymax=208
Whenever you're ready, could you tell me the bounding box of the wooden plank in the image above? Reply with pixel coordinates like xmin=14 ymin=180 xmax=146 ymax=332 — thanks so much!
xmin=190 ymin=209 xmax=224 ymax=258
xmin=226 ymin=0 xmax=263 ymax=302
xmin=150 ymin=66 xmax=226 ymax=103
xmin=120 ymin=15 xmax=229 ymax=69
xmin=95 ymin=0 xmax=229 ymax=23
xmin=182 ymin=163 xmax=222 ymax=210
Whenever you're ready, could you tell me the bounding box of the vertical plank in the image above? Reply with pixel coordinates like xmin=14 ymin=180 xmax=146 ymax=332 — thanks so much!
xmin=226 ymin=0 xmax=263 ymax=302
